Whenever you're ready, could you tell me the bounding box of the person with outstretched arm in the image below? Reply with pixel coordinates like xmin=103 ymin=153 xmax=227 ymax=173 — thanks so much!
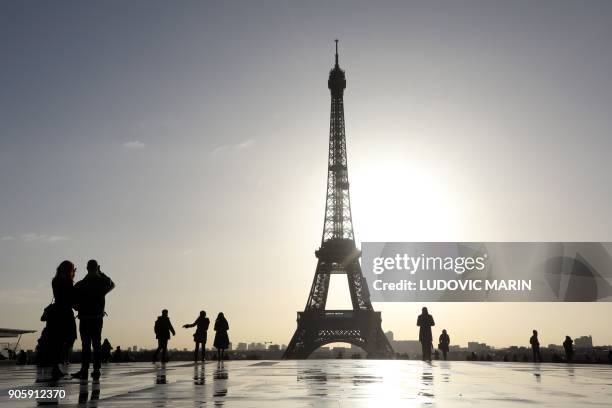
xmin=183 ymin=311 xmax=210 ymax=362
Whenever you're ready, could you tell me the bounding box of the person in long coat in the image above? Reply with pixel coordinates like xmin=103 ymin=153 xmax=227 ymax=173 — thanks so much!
xmin=563 ymin=336 xmax=574 ymax=363
xmin=183 ymin=311 xmax=210 ymax=362
xmin=49 ymin=260 xmax=78 ymax=378
xmin=417 ymin=307 xmax=435 ymax=361
xmin=438 ymin=329 xmax=450 ymax=360
xmin=530 ymin=330 xmax=542 ymax=362
xmin=213 ymin=313 xmax=230 ymax=362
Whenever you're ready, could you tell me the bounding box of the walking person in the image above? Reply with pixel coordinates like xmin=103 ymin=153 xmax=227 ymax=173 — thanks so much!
xmin=213 ymin=313 xmax=230 ymax=363
xmin=438 ymin=329 xmax=450 ymax=361
xmin=417 ymin=307 xmax=435 ymax=362
xmin=152 ymin=309 xmax=175 ymax=363
xmin=71 ymin=260 xmax=115 ymax=380
xmin=49 ymin=260 xmax=78 ymax=379
xmin=563 ymin=336 xmax=574 ymax=363
xmin=183 ymin=311 xmax=210 ymax=362
xmin=530 ymin=330 xmax=542 ymax=363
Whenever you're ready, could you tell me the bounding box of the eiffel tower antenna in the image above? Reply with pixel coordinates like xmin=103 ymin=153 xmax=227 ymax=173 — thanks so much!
xmin=283 ymin=41 xmax=394 ymax=359
xmin=335 ymin=39 xmax=339 ymax=66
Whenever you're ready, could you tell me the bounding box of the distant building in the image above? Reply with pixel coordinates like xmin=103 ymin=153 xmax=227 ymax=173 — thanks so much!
xmin=385 ymin=331 xmax=394 ymax=342
xmin=248 ymin=342 xmax=265 ymax=350
xmin=574 ymin=336 xmax=593 ymax=349
xmin=310 ymin=346 xmax=332 ymax=358
xmin=349 ymin=344 xmax=366 ymax=357
xmin=236 ymin=342 xmax=247 ymax=351
xmin=268 ymin=344 xmax=280 ymax=352
xmin=332 ymin=346 xmax=349 ymax=358
xmin=392 ymin=340 xmax=421 ymax=355
xmin=467 ymin=342 xmax=490 ymax=352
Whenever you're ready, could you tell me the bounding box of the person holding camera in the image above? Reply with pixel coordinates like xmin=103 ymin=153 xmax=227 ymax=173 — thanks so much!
xmin=71 ymin=260 xmax=115 ymax=380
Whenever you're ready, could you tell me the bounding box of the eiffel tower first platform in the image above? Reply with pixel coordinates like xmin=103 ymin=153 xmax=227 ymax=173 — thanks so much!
xmin=283 ymin=41 xmax=394 ymax=359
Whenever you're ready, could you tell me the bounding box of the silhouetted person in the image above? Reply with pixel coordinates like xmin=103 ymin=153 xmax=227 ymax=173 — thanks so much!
xmin=213 ymin=313 xmax=230 ymax=363
xmin=417 ymin=307 xmax=435 ymax=361
xmin=101 ymin=339 xmax=112 ymax=364
xmin=153 ymin=309 xmax=175 ymax=363
xmin=530 ymin=330 xmax=542 ymax=363
xmin=71 ymin=260 xmax=115 ymax=380
xmin=183 ymin=311 xmax=210 ymax=362
xmin=17 ymin=350 xmax=27 ymax=365
xmin=112 ymin=346 xmax=123 ymax=363
xmin=563 ymin=336 xmax=574 ymax=363
xmin=49 ymin=260 xmax=78 ymax=379
xmin=438 ymin=329 xmax=450 ymax=360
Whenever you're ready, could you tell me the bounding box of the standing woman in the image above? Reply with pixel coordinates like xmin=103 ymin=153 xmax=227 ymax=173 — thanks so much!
xmin=50 ymin=260 xmax=77 ymax=378
xmin=183 ymin=311 xmax=210 ymax=362
xmin=213 ymin=313 xmax=230 ymax=363
xmin=438 ymin=329 xmax=450 ymax=361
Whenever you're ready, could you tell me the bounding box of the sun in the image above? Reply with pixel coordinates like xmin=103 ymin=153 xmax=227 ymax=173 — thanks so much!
xmin=350 ymin=156 xmax=459 ymax=243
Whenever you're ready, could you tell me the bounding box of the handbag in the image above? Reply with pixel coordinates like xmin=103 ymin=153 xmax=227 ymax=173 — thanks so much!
xmin=40 ymin=298 xmax=56 ymax=322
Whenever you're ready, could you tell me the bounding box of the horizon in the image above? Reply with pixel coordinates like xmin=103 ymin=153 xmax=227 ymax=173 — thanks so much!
xmin=3 ymin=1 xmax=612 ymax=352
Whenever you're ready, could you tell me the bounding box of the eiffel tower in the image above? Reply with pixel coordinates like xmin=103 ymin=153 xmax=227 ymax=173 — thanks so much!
xmin=283 ymin=41 xmax=394 ymax=359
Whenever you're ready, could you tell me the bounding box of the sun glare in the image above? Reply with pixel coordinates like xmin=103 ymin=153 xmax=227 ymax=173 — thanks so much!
xmin=351 ymin=158 xmax=459 ymax=242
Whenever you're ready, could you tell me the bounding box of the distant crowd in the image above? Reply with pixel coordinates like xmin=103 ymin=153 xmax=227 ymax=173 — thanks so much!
xmin=416 ymin=307 xmax=602 ymax=364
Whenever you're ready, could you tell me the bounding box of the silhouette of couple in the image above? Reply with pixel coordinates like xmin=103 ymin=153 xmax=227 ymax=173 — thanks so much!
xmin=152 ymin=310 xmax=230 ymax=363
xmin=38 ymin=259 xmax=115 ymax=380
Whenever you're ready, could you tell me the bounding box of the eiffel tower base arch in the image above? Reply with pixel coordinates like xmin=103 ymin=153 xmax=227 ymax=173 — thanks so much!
xmin=283 ymin=310 xmax=394 ymax=359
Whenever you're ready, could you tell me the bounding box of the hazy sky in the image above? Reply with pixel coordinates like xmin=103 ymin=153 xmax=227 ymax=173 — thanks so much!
xmin=2 ymin=1 xmax=612 ymax=351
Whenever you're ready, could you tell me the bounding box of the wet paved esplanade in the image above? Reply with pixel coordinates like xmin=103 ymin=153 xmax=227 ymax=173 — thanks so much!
xmin=1 ymin=360 xmax=612 ymax=407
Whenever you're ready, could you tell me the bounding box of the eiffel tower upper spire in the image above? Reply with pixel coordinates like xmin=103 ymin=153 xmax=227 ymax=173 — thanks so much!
xmin=328 ymin=40 xmax=346 ymax=98
xmin=335 ymin=39 xmax=339 ymax=67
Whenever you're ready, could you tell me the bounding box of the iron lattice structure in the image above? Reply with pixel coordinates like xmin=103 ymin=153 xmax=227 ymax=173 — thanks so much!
xmin=283 ymin=41 xmax=394 ymax=359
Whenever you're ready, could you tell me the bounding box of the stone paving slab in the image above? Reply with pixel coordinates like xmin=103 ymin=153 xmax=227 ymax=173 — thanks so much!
xmin=0 ymin=360 xmax=611 ymax=407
